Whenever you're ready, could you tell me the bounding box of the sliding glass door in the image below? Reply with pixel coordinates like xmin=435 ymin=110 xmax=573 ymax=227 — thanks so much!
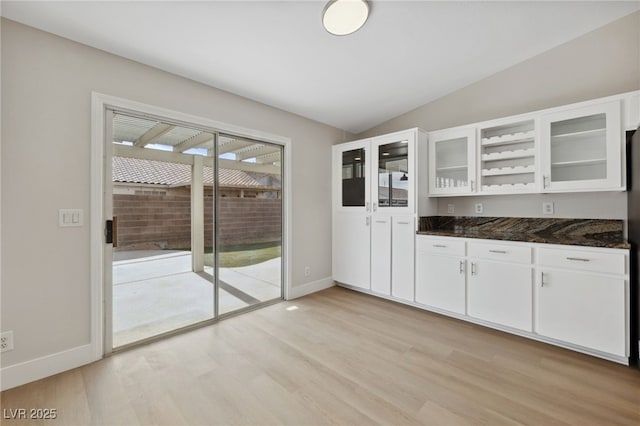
xmin=106 ymin=111 xmax=284 ymax=350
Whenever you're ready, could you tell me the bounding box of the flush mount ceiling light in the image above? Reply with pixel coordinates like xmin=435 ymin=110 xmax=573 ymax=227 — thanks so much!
xmin=322 ymin=0 xmax=370 ymax=36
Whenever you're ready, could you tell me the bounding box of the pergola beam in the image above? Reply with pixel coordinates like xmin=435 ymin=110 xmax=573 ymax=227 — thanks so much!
xmin=134 ymin=122 xmax=175 ymax=147
xmin=174 ymin=132 xmax=214 ymax=153
xmin=235 ymin=145 xmax=281 ymax=161
xmin=218 ymin=139 xmax=255 ymax=155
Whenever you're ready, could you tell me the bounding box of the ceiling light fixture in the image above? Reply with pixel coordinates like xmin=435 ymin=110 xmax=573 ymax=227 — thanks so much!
xmin=322 ymin=0 xmax=369 ymax=36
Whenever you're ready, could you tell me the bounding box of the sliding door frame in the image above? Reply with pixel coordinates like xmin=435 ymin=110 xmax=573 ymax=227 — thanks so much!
xmin=90 ymin=92 xmax=292 ymax=360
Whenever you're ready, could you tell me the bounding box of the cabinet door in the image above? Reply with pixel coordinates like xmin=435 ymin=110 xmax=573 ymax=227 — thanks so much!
xmin=536 ymin=269 xmax=626 ymax=357
xmin=468 ymin=260 xmax=532 ymax=331
xmin=541 ymin=100 xmax=622 ymax=191
xmin=371 ymin=131 xmax=415 ymax=214
xmin=428 ymin=127 xmax=476 ymax=195
xmin=391 ymin=216 xmax=415 ymax=301
xmin=332 ymin=212 xmax=370 ymax=290
xmin=416 ymin=253 xmax=465 ymax=314
xmin=332 ymin=140 xmax=371 ymax=213
xmin=371 ymin=216 xmax=391 ymax=295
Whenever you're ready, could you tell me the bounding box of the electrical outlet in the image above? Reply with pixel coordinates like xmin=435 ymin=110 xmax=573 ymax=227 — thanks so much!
xmin=304 ymin=266 xmax=311 ymax=277
xmin=1 ymin=331 xmax=14 ymax=353
xmin=543 ymin=202 xmax=554 ymax=215
xmin=447 ymin=204 xmax=455 ymax=214
xmin=475 ymin=203 xmax=483 ymax=214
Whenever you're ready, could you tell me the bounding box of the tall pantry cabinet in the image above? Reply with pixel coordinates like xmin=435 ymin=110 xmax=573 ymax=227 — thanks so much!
xmin=332 ymin=129 xmax=427 ymax=301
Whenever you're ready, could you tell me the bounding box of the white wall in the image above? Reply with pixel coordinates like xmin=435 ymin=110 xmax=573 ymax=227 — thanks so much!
xmin=0 ymin=19 xmax=351 ymax=370
xmin=358 ymin=11 xmax=640 ymax=219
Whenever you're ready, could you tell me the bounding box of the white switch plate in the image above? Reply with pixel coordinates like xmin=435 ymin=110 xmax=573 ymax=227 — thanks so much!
xmin=447 ymin=204 xmax=455 ymax=214
xmin=542 ymin=202 xmax=554 ymax=215
xmin=475 ymin=203 xmax=483 ymax=214
xmin=59 ymin=209 xmax=84 ymax=227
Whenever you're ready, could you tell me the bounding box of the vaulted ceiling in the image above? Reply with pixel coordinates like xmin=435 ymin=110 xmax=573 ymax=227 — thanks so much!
xmin=2 ymin=1 xmax=638 ymax=133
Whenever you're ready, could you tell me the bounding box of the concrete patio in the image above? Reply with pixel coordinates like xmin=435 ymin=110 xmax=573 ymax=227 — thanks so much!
xmin=112 ymin=251 xmax=281 ymax=347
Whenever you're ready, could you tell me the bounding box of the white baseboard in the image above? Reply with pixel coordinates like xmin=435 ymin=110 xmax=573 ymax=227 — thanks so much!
xmin=287 ymin=277 xmax=334 ymax=299
xmin=1 ymin=344 xmax=94 ymax=391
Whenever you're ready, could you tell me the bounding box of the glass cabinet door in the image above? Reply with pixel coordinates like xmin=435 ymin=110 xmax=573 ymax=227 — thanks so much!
xmin=371 ymin=132 xmax=415 ymax=213
xmin=333 ymin=141 xmax=371 ymax=212
xmin=542 ymin=101 xmax=621 ymax=191
xmin=428 ymin=128 xmax=476 ymax=195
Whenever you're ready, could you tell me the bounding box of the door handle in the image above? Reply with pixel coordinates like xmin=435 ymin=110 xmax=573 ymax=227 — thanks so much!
xmin=366 ymin=202 xmax=371 ymax=212
xmin=459 ymin=260 xmax=464 ymax=274
xmin=366 ymin=216 xmax=370 ymax=226
xmin=105 ymin=216 xmax=118 ymax=247
xmin=541 ymin=271 xmax=547 ymax=287
xmin=471 ymin=262 xmax=477 ymax=275
xmin=373 ymin=202 xmax=378 ymax=212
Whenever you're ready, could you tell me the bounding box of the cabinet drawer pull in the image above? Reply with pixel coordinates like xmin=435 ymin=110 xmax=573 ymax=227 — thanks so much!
xmin=375 ymin=220 xmax=387 ymax=224
xmin=397 ymin=221 xmax=411 ymax=225
xmin=566 ymin=257 xmax=590 ymax=262
xmin=433 ymin=244 xmax=447 ymax=248
xmin=459 ymin=260 xmax=464 ymax=274
xmin=489 ymin=250 xmax=507 ymax=254
xmin=471 ymin=263 xmax=477 ymax=275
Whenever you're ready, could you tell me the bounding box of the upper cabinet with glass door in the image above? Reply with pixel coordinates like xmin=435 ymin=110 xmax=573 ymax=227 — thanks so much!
xmin=428 ymin=127 xmax=476 ymax=195
xmin=371 ymin=131 xmax=416 ymax=214
xmin=541 ymin=100 xmax=622 ymax=192
xmin=333 ymin=139 xmax=371 ymax=213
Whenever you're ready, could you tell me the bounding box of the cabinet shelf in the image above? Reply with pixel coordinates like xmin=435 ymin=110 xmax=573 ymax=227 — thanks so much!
xmin=551 ymin=128 xmax=605 ymax=140
xmin=482 ymin=183 xmax=535 ymax=191
xmin=482 ymin=148 xmax=535 ymax=162
xmin=482 ymin=165 xmax=535 ymax=177
xmin=436 ymin=165 xmax=467 ymax=172
xmin=551 ymin=158 xmax=606 ymax=168
xmin=481 ymin=130 xmax=535 ymax=147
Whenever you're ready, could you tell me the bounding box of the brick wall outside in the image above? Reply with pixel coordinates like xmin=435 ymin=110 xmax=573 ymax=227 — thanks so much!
xmin=114 ymin=190 xmax=281 ymax=251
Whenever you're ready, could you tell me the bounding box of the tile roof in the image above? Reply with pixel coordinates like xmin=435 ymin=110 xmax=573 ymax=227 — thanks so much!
xmin=112 ymin=156 xmax=277 ymax=188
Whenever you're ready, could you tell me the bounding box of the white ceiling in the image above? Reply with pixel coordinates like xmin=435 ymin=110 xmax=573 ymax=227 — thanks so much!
xmin=2 ymin=1 xmax=638 ymax=134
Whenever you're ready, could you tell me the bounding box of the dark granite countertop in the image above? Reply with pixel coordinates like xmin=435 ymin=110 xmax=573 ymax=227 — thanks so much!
xmin=417 ymin=216 xmax=629 ymax=250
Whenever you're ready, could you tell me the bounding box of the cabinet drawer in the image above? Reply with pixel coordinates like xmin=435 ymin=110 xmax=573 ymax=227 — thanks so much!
xmin=468 ymin=242 xmax=531 ymax=264
xmin=538 ymin=247 xmax=625 ymax=274
xmin=416 ymin=236 xmax=465 ymax=256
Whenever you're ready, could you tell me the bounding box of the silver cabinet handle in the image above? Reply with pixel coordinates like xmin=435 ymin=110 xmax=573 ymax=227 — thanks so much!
xmin=470 ymin=179 xmax=475 ymax=191
xmin=459 ymin=260 xmax=465 ymax=274
xmin=489 ymin=250 xmax=507 ymax=254
xmin=541 ymin=271 xmax=547 ymax=287
xmin=433 ymin=244 xmax=447 ymax=248
xmin=566 ymin=257 xmax=590 ymax=262
xmin=375 ymin=220 xmax=387 ymax=224
xmin=543 ymin=175 xmax=550 ymax=188
xmin=373 ymin=202 xmax=378 ymax=212
xmin=471 ymin=263 xmax=477 ymax=275
xmin=397 ymin=221 xmax=411 ymax=225
xmin=366 ymin=217 xmax=370 ymax=226
xmin=366 ymin=202 xmax=370 ymax=212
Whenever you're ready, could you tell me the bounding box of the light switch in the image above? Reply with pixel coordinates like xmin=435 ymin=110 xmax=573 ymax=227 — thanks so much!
xmin=59 ymin=209 xmax=84 ymax=227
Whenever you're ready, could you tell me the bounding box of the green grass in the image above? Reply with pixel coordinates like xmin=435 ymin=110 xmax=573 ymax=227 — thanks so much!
xmin=203 ymin=243 xmax=281 ymax=268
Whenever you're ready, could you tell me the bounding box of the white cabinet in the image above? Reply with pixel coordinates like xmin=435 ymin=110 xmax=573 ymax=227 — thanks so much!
xmin=467 ymin=242 xmax=533 ymax=332
xmin=541 ymin=100 xmax=623 ymax=191
xmin=479 ymin=118 xmax=539 ymax=193
xmin=427 ymin=91 xmax=636 ymax=196
xmin=332 ymin=129 xmax=425 ymax=297
xmin=415 ymin=236 xmax=466 ymax=314
xmin=428 ymin=127 xmax=476 ymax=195
xmin=391 ymin=216 xmax=416 ymax=301
xmin=371 ymin=216 xmax=391 ymax=295
xmin=332 ymin=212 xmax=370 ymax=290
xmin=536 ymin=247 xmax=627 ymax=357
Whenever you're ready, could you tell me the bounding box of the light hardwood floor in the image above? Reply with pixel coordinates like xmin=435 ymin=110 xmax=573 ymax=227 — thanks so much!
xmin=2 ymin=286 xmax=640 ymax=425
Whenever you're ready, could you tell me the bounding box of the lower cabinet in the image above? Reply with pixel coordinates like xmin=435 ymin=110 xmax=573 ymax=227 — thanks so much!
xmin=332 ymin=212 xmax=370 ymax=290
xmin=371 ymin=216 xmax=391 ymax=295
xmin=391 ymin=216 xmax=416 ymax=301
xmin=415 ymin=237 xmax=466 ymax=314
xmin=467 ymin=259 xmax=533 ymax=332
xmin=411 ymin=235 xmax=629 ymax=364
xmin=536 ymin=247 xmax=627 ymax=357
